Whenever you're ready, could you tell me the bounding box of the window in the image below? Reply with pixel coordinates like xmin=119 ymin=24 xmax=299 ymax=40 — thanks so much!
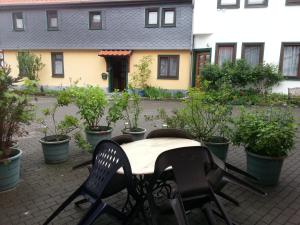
xmin=217 ymin=0 xmax=240 ymax=9
xmin=162 ymin=8 xmax=176 ymax=27
xmin=145 ymin=8 xmax=159 ymax=28
xmin=158 ymin=55 xmax=179 ymax=79
xmin=0 ymin=51 xmax=4 ymax=68
xmin=12 ymin=12 xmax=24 ymax=31
xmin=47 ymin=10 xmax=58 ymax=30
xmin=89 ymin=11 xmax=102 ymax=30
xmin=215 ymin=43 xmax=237 ymax=66
xmin=245 ymin=0 xmax=268 ymax=7
xmin=286 ymin=0 xmax=300 ymax=5
xmin=51 ymin=53 xmax=64 ymax=77
xmin=242 ymin=43 xmax=264 ymax=66
xmin=280 ymin=43 xmax=300 ymax=78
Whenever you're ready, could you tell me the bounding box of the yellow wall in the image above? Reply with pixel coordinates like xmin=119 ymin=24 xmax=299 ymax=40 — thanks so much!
xmin=3 ymin=50 xmax=191 ymax=90
xmin=129 ymin=50 xmax=191 ymax=90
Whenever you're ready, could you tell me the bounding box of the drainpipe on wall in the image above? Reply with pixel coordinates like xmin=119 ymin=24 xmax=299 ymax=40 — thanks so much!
xmin=188 ymin=0 xmax=195 ymax=89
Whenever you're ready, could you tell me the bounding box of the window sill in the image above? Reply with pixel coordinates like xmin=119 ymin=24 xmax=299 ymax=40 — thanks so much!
xmin=157 ymin=77 xmax=179 ymax=80
xmin=284 ymin=76 xmax=300 ymax=81
xmin=217 ymin=5 xmax=240 ymax=9
xmin=89 ymin=28 xmax=102 ymax=30
xmin=48 ymin=28 xmax=59 ymax=31
xmin=145 ymin=25 xmax=159 ymax=28
xmin=244 ymin=4 xmax=268 ymax=8
xmin=52 ymin=74 xmax=64 ymax=78
xmin=162 ymin=24 xmax=176 ymax=28
xmin=13 ymin=29 xmax=24 ymax=32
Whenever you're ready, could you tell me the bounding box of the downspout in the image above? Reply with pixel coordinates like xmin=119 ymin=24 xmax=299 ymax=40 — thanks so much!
xmin=188 ymin=0 xmax=195 ymax=90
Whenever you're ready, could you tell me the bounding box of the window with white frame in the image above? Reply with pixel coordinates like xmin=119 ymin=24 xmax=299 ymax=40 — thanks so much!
xmin=280 ymin=43 xmax=300 ymax=77
xmin=245 ymin=0 xmax=268 ymax=7
xmin=217 ymin=0 xmax=240 ymax=9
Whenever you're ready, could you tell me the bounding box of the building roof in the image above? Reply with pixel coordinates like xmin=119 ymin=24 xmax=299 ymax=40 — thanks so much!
xmin=0 ymin=0 xmax=191 ymax=8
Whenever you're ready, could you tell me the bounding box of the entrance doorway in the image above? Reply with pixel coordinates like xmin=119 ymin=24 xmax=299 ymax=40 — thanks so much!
xmin=109 ymin=57 xmax=128 ymax=92
xmin=192 ymin=49 xmax=211 ymax=88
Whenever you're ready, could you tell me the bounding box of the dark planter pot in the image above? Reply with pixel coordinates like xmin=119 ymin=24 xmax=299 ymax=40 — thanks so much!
xmin=40 ymin=135 xmax=70 ymax=164
xmin=203 ymin=136 xmax=230 ymax=161
xmin=246 ymin=151 xmax=285 ymax=186
xmin=122 ymin=128 xmax=146 ymax=141
xmin=0 ymin=148 xmax=22 ymax=192
xmin=85 ymin=127 xmax=112 ymax=150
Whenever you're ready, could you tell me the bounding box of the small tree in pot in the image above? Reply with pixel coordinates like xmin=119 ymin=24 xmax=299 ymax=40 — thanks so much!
xmin=232 ymin=107 xmax=297 ymax=185
xmin=121 ymin=92 xmax=146 ymax=140
xmin=38 ymin=93 xmax=79 ymax=164
xmin=0 ymin=66 xmax=36 ymax=191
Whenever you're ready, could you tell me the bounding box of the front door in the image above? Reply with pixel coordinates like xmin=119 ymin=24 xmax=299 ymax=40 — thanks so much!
xmin=193 ymin=49 xmax=211 ymax=88
xmin=109 ymin=57 xmax=127 ymax=92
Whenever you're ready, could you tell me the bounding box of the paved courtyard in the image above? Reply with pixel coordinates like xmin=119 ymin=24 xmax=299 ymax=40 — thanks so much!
xmin=0 ymin=97 xmax=300 ymax=225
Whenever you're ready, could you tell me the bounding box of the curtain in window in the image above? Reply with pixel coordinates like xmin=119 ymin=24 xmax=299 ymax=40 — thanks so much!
xmin=169 ymin=57 xmax=178 ymax=77
xmin=244 ymin=46 xmax=260 ymax=66
xmin=283 ymin=46 xmax=300 ymax=76
xmin=159 ymin=57 xmax=168 ymax=76
xmin=218 ymin=47 xmax=233 ymax=66
xmin=55 ymin=61 xmax=63 ymax=74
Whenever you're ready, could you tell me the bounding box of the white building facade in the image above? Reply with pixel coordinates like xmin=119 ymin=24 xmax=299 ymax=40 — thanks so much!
xmin=192 ymin=0 xmax=300 ymax=94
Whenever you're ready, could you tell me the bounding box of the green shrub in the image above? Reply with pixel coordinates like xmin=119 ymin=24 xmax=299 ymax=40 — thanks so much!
xmin=17 ymin=51 xmax=45 ymax=80
xmin=232 ymin=107 xmax=297 ymax=157
xmin=144 ymin=86 xmax=172 ymax=100
xmin=129 ymin=56 xmax=152 ymax=89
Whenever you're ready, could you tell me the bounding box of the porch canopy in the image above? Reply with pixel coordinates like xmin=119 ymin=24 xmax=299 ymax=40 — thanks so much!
xmin=98 ymin=50 xmax=132 ymax=57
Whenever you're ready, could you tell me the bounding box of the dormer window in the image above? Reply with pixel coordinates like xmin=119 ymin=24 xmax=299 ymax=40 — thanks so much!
xmin=145 ymin=8 xmax=159 ymax=28
xmin=12 ymin=12 xmax=24 ymax=31
xmin=89 ymin=11 xmax=102 ymax=30
xmin=217 ymin=0 xmax=240 ymax=9
xmin=162 ymin=8 xmax=176 ymax=27
xmin=245 ymin=0 xmax=268 ymax=8
xmin=47 ymin=10 xmax=58 ymax=30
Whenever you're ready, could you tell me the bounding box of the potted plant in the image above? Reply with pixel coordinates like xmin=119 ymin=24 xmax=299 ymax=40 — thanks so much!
xmin=38 ymin=92 xmax=79 ymax=164
xmin=121 ymin=92 xmax=146 ymax=140
xmin=147 ymin=89 xmax=232 ymax=160
xmin=0 ymin=66 xmax=35 ymax=191
xmin=232 ymin=107 xmax=297 ymax=185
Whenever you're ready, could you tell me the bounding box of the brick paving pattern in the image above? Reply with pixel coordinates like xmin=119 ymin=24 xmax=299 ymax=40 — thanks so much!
xmin=0 ymin=97 xmax=300 ymax=225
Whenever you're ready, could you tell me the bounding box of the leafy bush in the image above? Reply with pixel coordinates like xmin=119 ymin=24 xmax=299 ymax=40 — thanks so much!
xmin=130 ymin=56 xmax=152 ymax=89
xmin=144 ymin=86 xmax=172 ymax=100
xmin=232 ymin=108 xmax=297 ymax=157
xmin=17 ymin=51 xmax=45 ymax=80
xmin=65 ymin=86 xmax=108 ymax=131
xmin=201 ymin=59 xmax=283 ymax=93
xmin=0 ymin=66 xmax=36 ymax=160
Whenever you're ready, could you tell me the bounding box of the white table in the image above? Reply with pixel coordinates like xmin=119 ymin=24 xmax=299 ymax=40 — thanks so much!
xmin=121 ymin=138 xmax=201 ymax=175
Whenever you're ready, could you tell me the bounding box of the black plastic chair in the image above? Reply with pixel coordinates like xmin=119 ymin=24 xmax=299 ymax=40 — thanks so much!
xmin=43 ymin=140 xmax=143 ymax=225
xmin=146 ymin=128 xmax=192 ymax=139
xmin=150 ymin=146 xmax=233 ymax=225
xmin=72 ymin=134 xmax=134 ymax=170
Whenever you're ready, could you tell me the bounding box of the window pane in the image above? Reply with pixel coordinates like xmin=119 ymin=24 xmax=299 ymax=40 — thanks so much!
xmin=93 ymin=14 xmax=101 ymax=23
xmin=169 ymin=57 xmax=178 ymax=77
xmin=283 ymin=46 xmax=300 ymax=77
xmin=244 ymin=46 xmax=260 ymax=66
xmin=248 ymin=0 xmax=265 ymax=3
xmin=159 ymin=57 xmax=169 ymax=76
xmin=148 ymin=11 xmax=158 ymax=24
xmin=55 ymin=60 xmax=63 ymax=74
xmin=221 ymin=0 xmax=237 ymax=5
xmin=218 ymin=47 xmax=234 ymax=65
xmin=164 ymin=11 xmax=174 ymax=24
xmin=90 ymin=12 xmax=101 ymax=29
xmin=50 ymin=17 xmax=58 ymax=28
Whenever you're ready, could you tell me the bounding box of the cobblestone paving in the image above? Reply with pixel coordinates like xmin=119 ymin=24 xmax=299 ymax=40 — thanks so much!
xmin=0 ymin=97 xmax=300 ymax=225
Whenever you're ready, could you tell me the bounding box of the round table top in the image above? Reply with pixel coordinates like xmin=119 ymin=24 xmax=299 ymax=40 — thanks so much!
xmin=120 ymin=138 xmax=201 ymax=175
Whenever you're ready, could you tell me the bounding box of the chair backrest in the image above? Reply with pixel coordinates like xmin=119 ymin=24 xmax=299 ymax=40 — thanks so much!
xmin=112 ymin=134 xmax=134 ymax=145
xmin=154 ymin=146 xmax=213 ymax=197
xmin=83 ymin=140 xmax=133 ymax=198
xmin=146 ymin=128 xmax=192 ymax=139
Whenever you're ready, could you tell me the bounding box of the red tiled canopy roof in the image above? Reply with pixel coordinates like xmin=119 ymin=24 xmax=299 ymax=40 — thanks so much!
xmin=98 ymin=50 xmax=132 ymax=57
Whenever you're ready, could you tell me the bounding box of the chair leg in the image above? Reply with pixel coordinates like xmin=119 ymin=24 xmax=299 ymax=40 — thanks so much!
xmin=43 ymin=189 xmax=81 ymax=225
xmin=210 ymin=191 xmax=233 ymax=225
xmin=169 ymin=193 xmax=190 ymax=225
xmin=224 ymin=172 xmax=267 ymax=196
xmin=75 ymin=198 xmax=89 ymax=207
xmin=77 ymin=201 xmax=107 ymax=225
xmin=202 ymin=204 xmax=217 ymax=225
xmin=72 ymin=160 xmax=92 ymax=170
xmin=216 ymin=191 xmax=240 ymax=207
xmin=225 ymin=163 xmax=258 ymax=181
